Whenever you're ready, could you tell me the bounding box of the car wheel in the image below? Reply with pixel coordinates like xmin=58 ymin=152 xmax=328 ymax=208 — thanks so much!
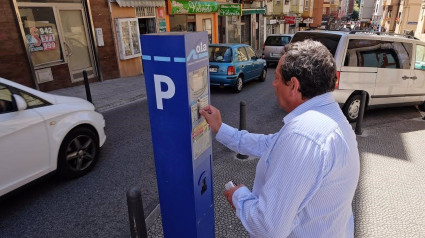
xmin=234 ymin=76 xmax=243 ymax=93
xmin=259 ymin=68 xmax=267 ymax=82
xmin=57 ymin=127 xmax=99 ymax=179
xmin=343 ymin=95 xmax=363 ymax=123
xmin=418 ymin=101 xmax=425 ymax=111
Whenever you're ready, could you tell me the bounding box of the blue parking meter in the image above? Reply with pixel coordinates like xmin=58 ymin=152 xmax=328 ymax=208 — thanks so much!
xmin=141 ymin=32 xmax=214 ymax=238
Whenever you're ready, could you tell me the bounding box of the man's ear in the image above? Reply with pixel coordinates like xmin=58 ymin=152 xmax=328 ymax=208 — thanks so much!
xmin=290 ymin=77 xmax=300 ymax=93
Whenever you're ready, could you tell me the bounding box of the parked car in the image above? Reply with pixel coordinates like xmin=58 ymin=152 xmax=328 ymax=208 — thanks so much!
xmin=209 ymin=43 xmax=267 ymax=93
xmin=291 ymin=31 xmax=425 ymax=122
xmin=0 ymin=77 xmax=106 ymax=196
xmin=262 ymin=34 xmax=293 ymax=66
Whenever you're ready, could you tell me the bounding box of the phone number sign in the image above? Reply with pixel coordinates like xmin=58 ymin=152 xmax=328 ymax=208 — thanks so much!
xmin=27 ymin=26 xmax=57 ymax=52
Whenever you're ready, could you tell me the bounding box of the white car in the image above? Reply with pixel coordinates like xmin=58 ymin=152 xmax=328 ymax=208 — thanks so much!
xmin=0 ymin=77 xmax=106 ymax=196
xmin=291 ymin=31 xmax=425 ymax=122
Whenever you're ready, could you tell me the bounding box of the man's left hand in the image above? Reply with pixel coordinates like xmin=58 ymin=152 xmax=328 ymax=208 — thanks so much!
xmin=223 ymin=184 xmax=244 ymax=210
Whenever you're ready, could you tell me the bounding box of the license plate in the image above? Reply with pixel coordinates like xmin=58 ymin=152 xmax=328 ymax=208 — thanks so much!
xmin=209 ymin=68 xmax=217 ymax=72
xmin=271 ymin=53 xmax=281 ymax=57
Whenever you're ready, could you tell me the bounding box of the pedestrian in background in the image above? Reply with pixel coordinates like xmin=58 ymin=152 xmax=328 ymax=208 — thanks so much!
xmin=200 ymin=39 xmax=360 ymax=237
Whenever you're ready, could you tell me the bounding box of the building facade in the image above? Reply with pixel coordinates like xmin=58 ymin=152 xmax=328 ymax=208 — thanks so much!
xmin=1 ymin=0 xmax=121 ymax=91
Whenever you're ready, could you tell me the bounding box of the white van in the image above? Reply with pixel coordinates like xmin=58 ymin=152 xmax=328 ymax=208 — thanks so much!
xmin=291 ymin=31 xmax=425 ymax=122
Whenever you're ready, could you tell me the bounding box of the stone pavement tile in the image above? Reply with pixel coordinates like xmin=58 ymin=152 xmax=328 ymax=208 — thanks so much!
xmin=353 ymin=118 xmax=425 ymax=237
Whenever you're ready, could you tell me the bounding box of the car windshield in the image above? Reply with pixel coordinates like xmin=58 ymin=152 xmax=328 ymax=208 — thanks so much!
xmin=209 ymin=46 xmax=232 ymax=62
xmin=265 ymin=36 xmax=291 ymax=46
xmin=291 ymin=32 xmax=342 ymax=56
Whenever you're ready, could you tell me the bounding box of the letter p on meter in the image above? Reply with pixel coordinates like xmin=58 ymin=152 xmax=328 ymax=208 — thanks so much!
xmin=154 ymin=74 xmax=175 ymax=110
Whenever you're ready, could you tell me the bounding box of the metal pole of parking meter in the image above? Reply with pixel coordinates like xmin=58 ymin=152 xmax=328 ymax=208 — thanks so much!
xmin=83 ymin=70 xmax=93 ymax=103
xmin=355 ymin=92 xmax=367 ymax=135
xmin=126 ymin=187 xmax=148 ymax=238
xmin=237 ymin=101 xmax=249 ymax=159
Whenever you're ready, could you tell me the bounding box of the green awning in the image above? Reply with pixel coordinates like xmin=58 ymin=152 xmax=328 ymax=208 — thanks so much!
xmin=242 ymin=8 xmax=266 ymax=15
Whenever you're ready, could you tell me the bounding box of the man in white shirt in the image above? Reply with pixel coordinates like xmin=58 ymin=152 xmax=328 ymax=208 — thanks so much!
xmin=200 ymin=40 xmax=360 ymax=237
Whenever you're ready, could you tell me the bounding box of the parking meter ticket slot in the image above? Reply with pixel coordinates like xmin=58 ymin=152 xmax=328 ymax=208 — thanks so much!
xmin=192 ymin=120 xmax=210 ymax=160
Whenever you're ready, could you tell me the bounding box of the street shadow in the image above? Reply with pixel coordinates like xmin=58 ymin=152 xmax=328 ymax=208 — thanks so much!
xmin=356 ymin=108 xmax=425 ymax=162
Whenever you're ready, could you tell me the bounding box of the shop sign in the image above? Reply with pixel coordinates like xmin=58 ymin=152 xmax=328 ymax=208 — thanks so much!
xmin=284 ymin=16 xmax=296 ymax=24
xmin=219 ymin=4 xmax=241 ymax=16
xmin=26 ymin=26 xmax=57 ymax=52
xmin=159 ymin=20 xmax=167 ymax=32
xmin=242 ymin=8 xmax=266 ymax=15
xmin=169 ymin=0 xmax=218 ymax=14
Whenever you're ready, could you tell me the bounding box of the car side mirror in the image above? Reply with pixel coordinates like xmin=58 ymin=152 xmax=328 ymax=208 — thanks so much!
xmin=13 ymin=94 xmax=27 ymax=111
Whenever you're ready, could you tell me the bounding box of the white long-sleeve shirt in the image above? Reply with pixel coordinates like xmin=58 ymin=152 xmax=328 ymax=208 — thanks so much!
xmin=216 ymin=93 xmax=360 ymax=237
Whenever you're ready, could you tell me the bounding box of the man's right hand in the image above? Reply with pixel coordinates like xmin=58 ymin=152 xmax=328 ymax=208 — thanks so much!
xmin=199 ymin=105 xmax=222 ymax=134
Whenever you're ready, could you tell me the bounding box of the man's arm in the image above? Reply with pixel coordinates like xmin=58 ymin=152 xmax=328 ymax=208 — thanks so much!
xmin=200 ymin=105 xmax=277 ymax=157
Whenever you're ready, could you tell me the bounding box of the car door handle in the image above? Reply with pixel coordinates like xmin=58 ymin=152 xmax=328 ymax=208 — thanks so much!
xmin=402 ymin=76 xmax=409 ymax=80
xmin=410 ymin=76 xmax=417 ymax=80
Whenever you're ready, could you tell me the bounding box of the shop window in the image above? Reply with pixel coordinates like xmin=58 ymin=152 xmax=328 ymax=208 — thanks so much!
xmin=203 ymin=19 xmax=212 ymax=43
xmin=18 ymin=7 xmax=63 ymax=67
xmin=139 ymin=18 xmax=156 ymax=34
xmin=115 ymin=18 xmax=141 ymax=60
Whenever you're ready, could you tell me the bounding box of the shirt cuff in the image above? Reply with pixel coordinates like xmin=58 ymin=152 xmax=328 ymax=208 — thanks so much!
xmin=216 ymin=123 xmax=237 ymax=145
xmin=232 ymin=186 xmax=252 ymax=217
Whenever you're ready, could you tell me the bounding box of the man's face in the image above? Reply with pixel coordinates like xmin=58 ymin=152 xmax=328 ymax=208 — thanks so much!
xmin=272 ymin=56 xmax=293 ymax=112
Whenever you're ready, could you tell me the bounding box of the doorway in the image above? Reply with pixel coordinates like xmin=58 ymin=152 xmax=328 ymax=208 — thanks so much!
xmin=58 ymin=8 xmax=96 ymax=82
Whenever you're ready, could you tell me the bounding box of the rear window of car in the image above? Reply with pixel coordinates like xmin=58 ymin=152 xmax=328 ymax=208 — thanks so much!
xmin=209 ymin=46 xmax=232 ymax=62
xmin=265 ymin=36 xmax=291 ymax=46
xmin=291 ymin=32 xmax=342 ymax=56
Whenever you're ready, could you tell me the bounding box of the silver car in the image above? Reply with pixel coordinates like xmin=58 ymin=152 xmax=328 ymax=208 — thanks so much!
xmin=262 ymin=34 xmax=293 ymax=66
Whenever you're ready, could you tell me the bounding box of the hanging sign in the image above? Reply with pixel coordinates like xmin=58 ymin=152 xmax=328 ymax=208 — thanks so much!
xmin=284 ymin=16 xmax=296 ymax=24
xmin=169 ymin=0 xmax=218 ymax=14
xmin=218 ymin=4 xmax=242 ymax=16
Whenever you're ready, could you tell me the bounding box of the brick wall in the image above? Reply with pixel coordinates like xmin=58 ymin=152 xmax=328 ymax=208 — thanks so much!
xmin=90 ymin=1 xmax=120 ymax=80
xmin=0 ymin=0 xmax=34 ymax=88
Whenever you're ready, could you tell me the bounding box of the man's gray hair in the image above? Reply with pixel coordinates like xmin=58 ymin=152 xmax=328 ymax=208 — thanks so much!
xmin=281 ymin=39 xmax=337 ymax=99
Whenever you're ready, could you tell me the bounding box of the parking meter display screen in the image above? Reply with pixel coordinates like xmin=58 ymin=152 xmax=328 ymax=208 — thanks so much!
xmin=189 ymin=66 xmax=210 ymax=160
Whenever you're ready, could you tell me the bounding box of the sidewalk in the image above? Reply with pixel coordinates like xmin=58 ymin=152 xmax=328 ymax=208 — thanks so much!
xmin=49 ymin=77 xmax=425 ymax=237
xmin=49 ymin=75 xmax=146 ymax=112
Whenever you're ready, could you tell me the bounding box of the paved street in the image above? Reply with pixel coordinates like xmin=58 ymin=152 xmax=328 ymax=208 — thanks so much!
xmin=1 ymin=68 xmax=425 ymax=237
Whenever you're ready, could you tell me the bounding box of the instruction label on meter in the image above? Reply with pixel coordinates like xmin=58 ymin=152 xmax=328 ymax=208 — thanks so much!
xmin=189 ymin=66 xmax=210 ymax=160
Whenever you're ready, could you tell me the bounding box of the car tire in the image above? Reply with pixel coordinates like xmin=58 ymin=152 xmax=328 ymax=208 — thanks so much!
xmin=234 ymin=76 xmax=243 ymax=93
xmin=259 ymin=68 xmax=267 ymax=82
xmin=343 ymin=94 xmax=363 ymax=123
xmin=418 ymin=101 xmax=425 ymax=111
xmin=57 ymin=127 xmax=99 ymax=179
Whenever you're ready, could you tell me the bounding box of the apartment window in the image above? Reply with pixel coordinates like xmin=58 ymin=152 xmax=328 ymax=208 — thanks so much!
xmin=304 ymin=0 xmax=309 ymax=10
xmin=276 ymin=0 xmax=281 ymax=5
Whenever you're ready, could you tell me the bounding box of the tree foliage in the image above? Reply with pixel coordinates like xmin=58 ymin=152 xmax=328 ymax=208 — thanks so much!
xmin=351 ymin=1 xmax=359 ymax=20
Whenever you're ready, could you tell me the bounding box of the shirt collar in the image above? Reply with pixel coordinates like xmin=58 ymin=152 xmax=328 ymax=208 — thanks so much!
xmin=283 ymin=92 xmax=335 ymax=124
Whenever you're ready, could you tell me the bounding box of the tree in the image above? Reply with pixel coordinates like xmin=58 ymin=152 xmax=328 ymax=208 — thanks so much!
xmin=351 ymin=1 xmax=360 ymax=20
